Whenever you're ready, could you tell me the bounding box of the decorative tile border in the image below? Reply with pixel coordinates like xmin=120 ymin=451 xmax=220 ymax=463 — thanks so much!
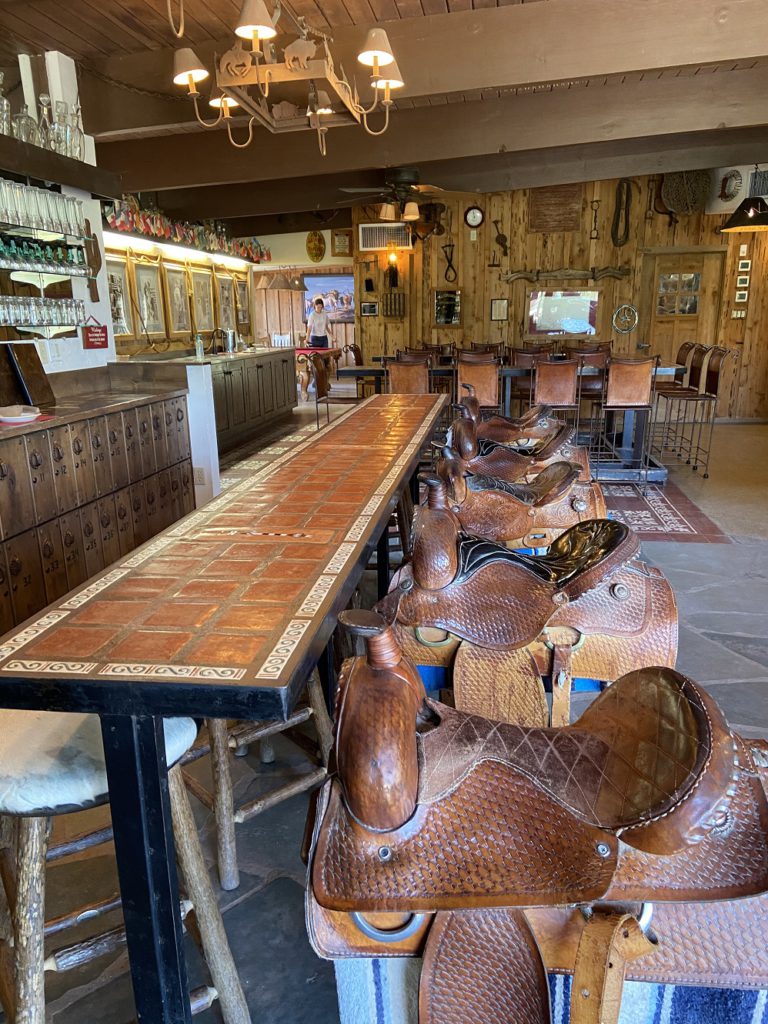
xmin=324 ymin=542 xmax=357 ymax=575
xmin=60 ymin=570 xmax=130 ymax=610
xmin=297 ymin=575 xmax=335 ymax=616
xmin=5 ymin=659 xmax=98 ymax=674
xmin=121 ymin=535 xmax=176 ymax=568
xmin=0 ymin=609 xmax=71 ymax=659
xmin=257 ymin=619 xmax=312 ymax=679
xmin=345 ymin=516 xmax=371 ymax=542
xmin=99 ymin=663 xmax=247 ymax=680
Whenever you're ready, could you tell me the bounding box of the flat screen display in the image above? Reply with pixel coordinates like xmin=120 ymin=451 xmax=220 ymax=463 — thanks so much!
xmin=527 ymin=289 xmax=599 ymax=336
xmin=304 ymin=274 xmax=355 ymax=324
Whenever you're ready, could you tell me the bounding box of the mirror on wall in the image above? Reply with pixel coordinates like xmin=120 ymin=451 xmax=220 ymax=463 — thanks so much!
xmin=434 ymin=289 xmax=461 ymax=326
xmin=525 ymin=288 xmax=600 ymax=338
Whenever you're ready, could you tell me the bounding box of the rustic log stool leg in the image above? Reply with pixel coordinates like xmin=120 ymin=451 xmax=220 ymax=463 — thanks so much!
xmin=168 ymin=767 xmax=250 ymax=1024
xmin=14 ymin=817 xmax=49 ymax=1024
xmin=194 ymin=669 xmax=334 ymax=891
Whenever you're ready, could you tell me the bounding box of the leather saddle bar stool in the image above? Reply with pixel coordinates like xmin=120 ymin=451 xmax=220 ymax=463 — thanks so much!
xmin=0 ymin=711 xmax=250 ymax=1023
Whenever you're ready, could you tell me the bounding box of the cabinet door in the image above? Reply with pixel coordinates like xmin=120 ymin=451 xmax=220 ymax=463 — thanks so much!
xmin=156 ymin=469 xmax=173 ymax=533
xmin=245 ymin=363 xmax=262 ymax=422
xmin=6 ymin=528 xmax=45 ymax=624
xmin=281 ymin=355 xmax=297 ymax=411
xmin=144 ymin=474 xmax=162 ymax=539
xmin=163 ymin=401 xmax=178 ymax=466
xmin=137 ymin=406 xmax=156 ymax=477
xmin=151 ymin=404 xmax=169 ymax=472
xmin=123 ymin=408 xmax=143 ymax=483
xmin=25 ymin=432 xmax=58 ymax=525
xmin=130 ymin=482 xmax=149 ymax=547
xmin=37 ymin=523 xmax=69 ymax=605
xmin=59 ymin=511 xmax=89 ymax=591
xmin=258 ymin=359 xmax=276 ymax=417
xmin=87 ymin=417 xmax=113 ymax=498
xmin=212 ymin=370 xmax=230 ymax=433
xmin=49 ymin=425 xmax=79 ymax=515
xmin=70 ymin=422 xmax=98 ymax=506
xmin=0 ymin=437 xmax=34 ymax=540
xmin=226 ymin=364 xmax=247 ymax=427
xmin=175 ymin=397 xmax=191 ymax=461
xmin=0 ymin=547 xmax=15 ymax=633
xmin=272 ymin=355 xmax=288 ymax=409
xmin=114 ymin=487 xmax=136 ymax=557
xmin=79 ymin=502 xmax=105 ymax=579
xmin=98 ymin=494 xmax=121 ymax=568
xmin=179 ymin=460 xmax=195 ymax=516
xmin=107 ymin=413 xmax=130 ymax=491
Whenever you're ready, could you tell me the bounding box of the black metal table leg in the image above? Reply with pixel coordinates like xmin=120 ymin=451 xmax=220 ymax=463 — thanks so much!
xmin=374 ymin=374 xmax=383 ymax=394
xmin=376 ymin=525 xmax=390 ymax=599
xmin=409 ymin=469 xmax=420 ymax=505
xmin=101 ymin=714 xmax=191 ymax=1024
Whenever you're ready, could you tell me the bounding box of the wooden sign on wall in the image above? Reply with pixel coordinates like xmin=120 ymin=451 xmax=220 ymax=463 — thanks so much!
xmin=528 ymin=184 xmax=584 ymax=233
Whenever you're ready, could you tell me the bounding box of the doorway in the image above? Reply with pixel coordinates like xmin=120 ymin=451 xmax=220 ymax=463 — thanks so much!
xmin=639 ymin=250 xmax=726 ymax=365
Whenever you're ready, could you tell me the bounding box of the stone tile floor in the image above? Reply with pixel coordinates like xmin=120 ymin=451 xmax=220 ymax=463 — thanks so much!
xmin=30 ymin=414 xmax=768 ymax=1022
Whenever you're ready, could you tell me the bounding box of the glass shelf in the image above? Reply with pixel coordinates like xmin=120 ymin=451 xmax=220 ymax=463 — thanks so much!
xmin=0 ymin=264 xmax=93 ymax=279
xmin=0 ymin=221 xmax=89 ymax=244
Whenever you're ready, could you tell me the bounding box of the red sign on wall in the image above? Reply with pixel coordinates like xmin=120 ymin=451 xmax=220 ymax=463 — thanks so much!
xmin=82 ymin=324 xmax=109 ymax=350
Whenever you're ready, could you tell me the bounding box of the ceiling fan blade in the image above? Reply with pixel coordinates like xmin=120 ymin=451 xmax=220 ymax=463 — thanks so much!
xmin=413 ymin=183 xmax=445 ymax=193
xmin=339 ymin=186 xmax=387 ymax=194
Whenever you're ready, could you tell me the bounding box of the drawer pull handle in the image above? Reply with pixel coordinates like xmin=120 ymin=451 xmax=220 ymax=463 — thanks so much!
xmin=0 ymin=462 xmax=8 ymax=480
xmin=83 ymin=522 xmax=93 ymax=537
xmin=126 ymin=424 xmax=134 ymax=438
xmin=42 ymin=540 xmax=54 ymax=558
xmin=165 ymin=412 xmax=172 ymax=426
xmin=73 ymin=439 xmax=83 ymax=454
xmin=52 ymin=444 xmax=64 ymax=462
xmin=100 ymin=513 xmax=110 ymax=528
xmin=29 ymin=450 xmax=43 ymax=469
xmin=92 ymin=435 xmax=102 ymax=449
xmin=64 ymin=531 xmax=74 ymax=547
xmin=118 ymin=505 xmax=127 ymax=519
xmin=176 ymin=408 xmax=184 ymax=422
xmin=9 ymin=557 xmax=21 ymax=576
xmin=109 ymin=430 xmax=118 ymax=444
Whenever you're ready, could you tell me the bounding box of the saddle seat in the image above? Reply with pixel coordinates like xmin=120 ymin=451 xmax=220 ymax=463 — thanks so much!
xmin=310 ymin=614 xmax=768 ymax=913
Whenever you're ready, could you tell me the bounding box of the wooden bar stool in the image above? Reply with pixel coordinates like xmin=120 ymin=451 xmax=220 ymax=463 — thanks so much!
xmin=183 ymin=670 xmax=333 ymax=893
xmin=0 ymin=710 xmax=250 ymax=1024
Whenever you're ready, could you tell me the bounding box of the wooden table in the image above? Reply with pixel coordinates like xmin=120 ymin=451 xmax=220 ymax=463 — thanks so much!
xmin=0 ymin=394 xmax=446 ymax=1024
xmin=337 ymin=364 xmax=456 ymax=395
xmin=295 ymin=347 xmax=342 ymax=401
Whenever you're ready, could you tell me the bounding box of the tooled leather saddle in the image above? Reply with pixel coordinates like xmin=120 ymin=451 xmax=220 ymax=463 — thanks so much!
xmin=308 ymin=611 xmax=768 ymax=1023
xmin=456 ymin=385 xmax=592 ymax=481
xmin=376 ymin=490 xmax=677 ymax=725
xmin=434 ymin=444 xmax=607 ymax=546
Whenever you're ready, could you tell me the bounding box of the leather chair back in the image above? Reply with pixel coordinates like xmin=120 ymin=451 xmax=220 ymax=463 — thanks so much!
xmin=311 ymin=353 xmax=331 ymax=401
xmin=687 ymin=345 xmax=710 ymax=392
xmin=675 ymin=340 xmax=698 ymax=367
xmin=342 ymin=343 xmax=364 ymax=366
xmin=523 ymin=342 xmax=556 ymax=355
xmin=510 ymin=349 xmax=538 ymax=370
xmin=457 ymin=354 xmax=499 ymax=407
xmin=388 ymin=359 xmax=430 ymax=394
xmin=703 ymin=346 xmax=730 ymax=397
xmin=534 ymin=359 xmax=579 ymax=407
xmin=605 ymin=357 xmax=656 ymax=408
xmin=399 ymin=349 xmax=433 ymax=363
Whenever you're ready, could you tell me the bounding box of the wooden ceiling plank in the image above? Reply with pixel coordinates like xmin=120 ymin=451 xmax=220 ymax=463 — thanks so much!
xmin=283 ymin=0 xmax=331 ymax=30
xmin=69 ymin=0 xmax=166 ymax=53
xmin=368 ymin=0 xmax=401 ymax=19
xmin=18 ymin=1 xmax=127 ymax=57
xmin=394 ymin=0 xmax=423 ymax=17
xmin=0 ymin=9 xmax=84 ymax=56
xmin=420 ymin=0 xmax=448 ymax=14
xmin=338 ymin=0 xmax=376 ymax=23
xmin=447 ymin=0 xmax=471 ymax=10
xmin=315 ymin=0 xmax=355 ymax=24
xmin=136 ymin=0 xmax=218 ymax=44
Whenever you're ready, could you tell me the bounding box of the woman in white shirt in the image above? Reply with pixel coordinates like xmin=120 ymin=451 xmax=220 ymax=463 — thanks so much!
xmin=306 ymin=298 xmax=334 ymax=348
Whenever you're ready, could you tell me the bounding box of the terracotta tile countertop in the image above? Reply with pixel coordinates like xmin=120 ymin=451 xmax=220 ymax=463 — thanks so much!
xmin=0 ymin=394 xmax=445 ymax=720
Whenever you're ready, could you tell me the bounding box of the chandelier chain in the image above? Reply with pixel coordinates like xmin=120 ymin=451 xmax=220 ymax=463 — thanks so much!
xmin=167 ymin=0 xmax=186 ymax=38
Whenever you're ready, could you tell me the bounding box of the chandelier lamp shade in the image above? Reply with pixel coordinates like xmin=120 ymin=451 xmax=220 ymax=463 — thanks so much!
xmin=402 ymin=201 xmax=420 ymax=222
xmin=721 ymin=196 xmax=768 ymax=232
xmin=171 ymin=0 xmax=404 ymax=154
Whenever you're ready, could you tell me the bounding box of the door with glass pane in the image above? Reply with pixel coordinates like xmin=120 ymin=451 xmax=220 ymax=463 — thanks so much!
xmin=640 ymin=252 xmax=725 ymax=366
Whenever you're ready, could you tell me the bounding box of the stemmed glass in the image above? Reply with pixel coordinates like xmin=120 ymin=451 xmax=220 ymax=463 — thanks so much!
xmin=37 ymin=94 xmax=52 ymax=150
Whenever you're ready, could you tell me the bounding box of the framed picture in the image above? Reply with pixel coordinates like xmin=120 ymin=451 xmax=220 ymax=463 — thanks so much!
xmin=735 ymin=290 xmax=749 ymax=303
xmin=434 ymin=289 xmax=461 ymax=326
xmin=490 ymin=297 xmax=508 ymax=322
xmin=331 ymin=228 xmax=353 ymax=258
xmin=736 ymin=274 xmax=750 ymax=288
xmin=235 ymin=278 xmax=250 ymax=326
xmin=191 ymin=269 xmax=215 ymax=332
xmin=361 ymin=301 xmax=379 ymax=316
xmin=738 ymin=259 xmax=752 ymax=272
xmin=162 ymin=264 xmax=191 ymax=337
xmin=133 ymin=262 xmax=166 ymax=337
xmin=217 ymin=276 xmax=236 ymax=330
xmin=105 ymin=254 xmax=134 ymax=339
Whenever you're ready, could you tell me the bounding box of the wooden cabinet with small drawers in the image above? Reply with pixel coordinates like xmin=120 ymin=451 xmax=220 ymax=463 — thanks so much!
xmin=0 ymin=393 xmax=195 ymax=631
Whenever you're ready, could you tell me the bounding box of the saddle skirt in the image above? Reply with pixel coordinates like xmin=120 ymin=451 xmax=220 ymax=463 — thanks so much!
xmin=310 ymin=622 xmax=768 ymax=914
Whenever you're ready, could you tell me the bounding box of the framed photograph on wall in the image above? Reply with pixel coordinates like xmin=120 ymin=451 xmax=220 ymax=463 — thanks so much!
xmin=217 ymin=276 xmax=236 ymax=330
xmin=736 ymin=274 xmax=750 ymax=288
xmin=162 ymin=264 xmax=192 ymax=337
xmin=361 ymin=301 xmax=379 ymax=316
xmin=490 ymin=297 xmax=508 ymax=321
xmin=735 ymin=290 xmax=749 ymax=303
xmin=331 ymin=228 xmax=353 ymax=258
xmin=235 ymin=277 xmax=250 ymax=326
xmin=133 ymin=262 xmax=166 ymax=337
xmin=105 ymin=254 xmax=134 ymax=340
xmin=190 ymin=269 xmax=215 ymax=332
xmin=738 ymin=259 xmax=752 ymax=272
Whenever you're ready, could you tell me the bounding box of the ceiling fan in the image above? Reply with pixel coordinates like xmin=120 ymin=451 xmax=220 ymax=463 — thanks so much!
xmin=337 ymin=166 xmax=445 ymax=220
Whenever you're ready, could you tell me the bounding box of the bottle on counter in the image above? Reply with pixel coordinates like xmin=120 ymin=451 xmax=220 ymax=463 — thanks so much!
xmin=194 ymin=333 xmax=205 ymax=360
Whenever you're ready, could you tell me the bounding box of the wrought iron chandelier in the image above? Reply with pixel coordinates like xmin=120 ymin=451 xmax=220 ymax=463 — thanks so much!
xmin=171 ymin=0 xmax=404 ymax=155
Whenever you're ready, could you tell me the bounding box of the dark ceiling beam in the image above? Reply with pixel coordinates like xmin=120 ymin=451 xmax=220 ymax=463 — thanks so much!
xmin=225 ymin=208 xmax=352 ymax=236
xmin=97 ymin=65 xmax=768 ymax=192
xmin=81 ymin=0 xmax=768 ymax=138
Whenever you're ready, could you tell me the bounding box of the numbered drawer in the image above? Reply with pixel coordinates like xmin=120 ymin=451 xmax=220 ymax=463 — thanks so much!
xmin=5 ymin=528 xmax=45 ymax=624
xmin=106 ymin=413 xmax=130 ymax=491
xmin=129 ymin=482 xmax=150 ymax=547
xmin=122 ymin=408 xmax=143 ymax=483
xmin=59 ymin=511 xmax=89 ymax=592
xmin=150 ymin=403 xmax=169 ymax=472
xmin=49 ymin=425 xmax=80 ymax=515
xmin=24 ymin=431 xmax=58 ymax=526
xmin=87 ymin=417 xmax=113 ymax=498
xmin=113 ymin=487 xmax=136 ymax=557
xmin=78 ymin=502 xmax=105 ymax=580
xmin=97 ymin=494 xmax=121 ymax=569
xmin=37 ymin=522 xmax=69 ymax=605
xmin=137 ymin=405 xmax=156 ymax=478
xmin=156 ymin=469 xmax=174 ymax=534
xmin=0 ymin=437 xmax=34 ymax=540
xmin=0 ymin=547 xmax=15 ymax=633
xmin=69 ymin=421 xmax=98 ymax=506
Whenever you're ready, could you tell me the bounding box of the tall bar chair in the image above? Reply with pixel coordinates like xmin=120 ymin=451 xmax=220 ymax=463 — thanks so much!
xmin=652 ymin=344 xmax=709 ymax=461
xmin=592 ymin=357 xmax=658 ymax=484
xmin=575 ymin=348 xmax=609 ymax=438
xmin=309 ymin=351 xmax=361 ymax=429
xmin=341 ymin=343 xmax=373 ymax=399
xmin=470 ymin=340 xmax=506 ymax=360
xmin=674 ymin=346 xmax=731 ymax=477
xmin=507 ymin=349 xmax=538 ymax=416
xmin=532 ymin=357 xmax=580 ymax=435
xmin=456 ymin=351 xmax=500 ymax=415
xmin=523 ymin=341 xmax=558 ymax=357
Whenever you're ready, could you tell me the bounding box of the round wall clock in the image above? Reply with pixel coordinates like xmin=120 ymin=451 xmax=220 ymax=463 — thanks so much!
xmin=306 ymin=230 xmax=326 ymax=262
xmin=464 ymin=206 xmax=484 ymax=228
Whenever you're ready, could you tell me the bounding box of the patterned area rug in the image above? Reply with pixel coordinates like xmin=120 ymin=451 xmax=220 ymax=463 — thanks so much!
xmin=604 ymin=481 xmax=731 ymax=543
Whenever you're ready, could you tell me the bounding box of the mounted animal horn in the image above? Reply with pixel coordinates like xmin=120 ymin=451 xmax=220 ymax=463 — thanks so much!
xmin=334 ymin=610 xmax=424 ymax=831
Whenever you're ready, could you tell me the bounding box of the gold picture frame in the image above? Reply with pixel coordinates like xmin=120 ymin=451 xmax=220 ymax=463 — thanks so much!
xmin=190 ymin=268 xmax=215 ymax=333
xmin=216 ymin=275 xmax=236 ymax=331
xmin=133 ymin=261 xmax=166 ymax=338
xmin=162 ymin=264 xmax=192 ymax=338
xmin=105 ymin=253 xmax=135 ymax=340
xmin=235 ymin=276 xmax=250 ymax=327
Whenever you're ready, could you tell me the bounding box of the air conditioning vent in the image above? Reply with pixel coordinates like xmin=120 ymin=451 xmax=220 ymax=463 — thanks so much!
xmin=358 ymin=222 xmax=413 ymax=251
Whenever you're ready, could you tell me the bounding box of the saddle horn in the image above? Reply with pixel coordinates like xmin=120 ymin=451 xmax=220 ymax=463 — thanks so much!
xmin=334 ymin=610 xmax=424 ymax=831
xmin=412 ymin=474 xmax=461 ymax=589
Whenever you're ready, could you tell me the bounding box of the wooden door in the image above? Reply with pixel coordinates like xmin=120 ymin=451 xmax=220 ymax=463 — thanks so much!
xmin=640 ymin=251 xmax=725 ymax=366
xmin=212 ymin=369 xmax=230 ymax=433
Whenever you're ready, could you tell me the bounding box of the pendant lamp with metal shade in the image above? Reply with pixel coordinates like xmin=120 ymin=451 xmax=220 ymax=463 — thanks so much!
xmin=721 ymin=195 xmax=768 ymax=232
